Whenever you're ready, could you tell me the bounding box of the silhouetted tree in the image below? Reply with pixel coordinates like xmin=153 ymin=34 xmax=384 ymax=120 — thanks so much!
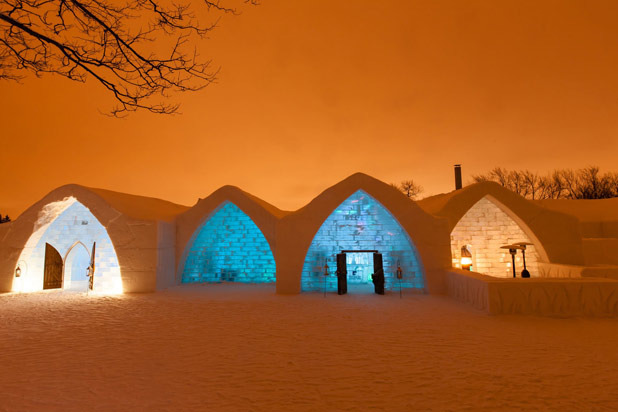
xmin=0 ymin=0 xmax=256 ymax=115
xmin=472 ymin=166 xmax=618 ymax=200
xmin=0 ymin=214 xmax=10 ymax=223
xmin=391 ymin=179 xmax=424 ymax=199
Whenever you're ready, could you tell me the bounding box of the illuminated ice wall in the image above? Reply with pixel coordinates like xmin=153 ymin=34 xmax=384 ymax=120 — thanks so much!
xmin=301 ymin=190 xmax=424 ymax=292
xmin=450 ymin=197 xmax=540 ymax=277
xmin=14 ymin=199 xmax=122 ymax=293
xmin=182 ymin=202 xmax=276 ymax=283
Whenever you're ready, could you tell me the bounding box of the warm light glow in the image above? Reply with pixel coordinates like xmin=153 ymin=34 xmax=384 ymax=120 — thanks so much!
xmin=89 ymin=276 xmax=124 ymax=295
xmin=12 ymin=197 xmax=123 ymax=294
xmin=450 ymin=197 xmax=540 ymax=278
xmin=461 ymin=257 xmax=472 ymax=266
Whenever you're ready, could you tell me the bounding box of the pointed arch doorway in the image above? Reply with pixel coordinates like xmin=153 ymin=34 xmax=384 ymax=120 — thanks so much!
xmin=14 ymin=198 xmax=122 ymax=294
xmin=63 ymin=241 xmax=92 ymax=291
xmin=301 ymin=190 xmax=425 ymax=293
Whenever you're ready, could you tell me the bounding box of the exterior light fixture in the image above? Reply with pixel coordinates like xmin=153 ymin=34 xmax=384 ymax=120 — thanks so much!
xmin=322 ymin=261 xmax=329 ymax=297
xmin=396 ymin=260 xmax=403 ymax=299
xmin=15 ymin=265 xmax=21 ymax=277
xmin=513 ymin=242 xmax=533 ymax=278
xmin=460 ymin=245 xmax=473 ymax=271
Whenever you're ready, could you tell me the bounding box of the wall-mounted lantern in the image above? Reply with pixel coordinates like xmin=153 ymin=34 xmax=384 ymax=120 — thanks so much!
xmin=322 ymin=261 xmax=329 ymax=297
xmin=396 ymin=259 xmax=403 ymax=299
xmin=15 ymin=265 xmax=21 ymax=277
xmin=460 ymin=245 xmax=473 ymax=271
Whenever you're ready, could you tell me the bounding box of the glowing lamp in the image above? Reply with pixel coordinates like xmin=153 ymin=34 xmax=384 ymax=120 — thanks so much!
xmin=15 ymin=265 xmax=21 ymax=277
xmin=322 ymin=261 xmax=330 ymax=297
xmin=460 ymin=246 xmax=473 ymax=271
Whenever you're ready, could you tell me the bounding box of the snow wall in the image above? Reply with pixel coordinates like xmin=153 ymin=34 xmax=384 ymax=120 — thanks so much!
xmin=446 ymin=268 xmax=618 ymax=316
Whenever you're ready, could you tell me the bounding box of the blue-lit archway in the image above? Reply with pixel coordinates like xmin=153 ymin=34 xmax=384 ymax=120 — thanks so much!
xmin=182 ymin=202 xmax=276 ymax=283
xmin=301 ymin=190 xmax=424 ymax=292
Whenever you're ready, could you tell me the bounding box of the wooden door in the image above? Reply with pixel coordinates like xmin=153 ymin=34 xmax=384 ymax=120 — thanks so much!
xmin=43 ymin=243 xmax=63 ymax=289
xmin=88 ymin=242 xmax=96 ymax=290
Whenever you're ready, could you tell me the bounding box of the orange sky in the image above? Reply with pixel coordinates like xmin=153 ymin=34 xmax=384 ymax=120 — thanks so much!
xmin=2 ymin=0 xmax=618 ymax=218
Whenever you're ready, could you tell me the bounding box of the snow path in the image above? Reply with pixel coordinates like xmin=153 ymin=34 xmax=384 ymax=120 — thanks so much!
xmin=1 ymin=284 xmax=617 ymax=411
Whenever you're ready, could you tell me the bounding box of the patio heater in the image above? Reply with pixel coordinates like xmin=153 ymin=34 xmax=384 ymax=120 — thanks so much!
xmin=500 ymin=244 xmax=521 ymax=278
xmin=513 ymin=242 xmax=533 ymax=278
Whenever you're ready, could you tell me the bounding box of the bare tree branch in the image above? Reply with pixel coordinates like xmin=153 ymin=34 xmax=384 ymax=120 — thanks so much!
xmin=391 ymin=179 xmax=424 ymax=200
xmin=0 ymin=0 xmax=256 ymax=115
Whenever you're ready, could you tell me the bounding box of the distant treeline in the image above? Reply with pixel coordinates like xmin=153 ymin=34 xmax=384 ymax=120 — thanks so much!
xmin=472 ymin=166 xmax=618 ymax=200
xmin=0 ymin=214 xmax=11 ymax=224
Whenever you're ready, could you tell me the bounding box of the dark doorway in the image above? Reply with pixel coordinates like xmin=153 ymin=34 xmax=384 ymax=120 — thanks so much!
xmin=337 ymin=250 xmax=384 ymax=295
xmin=336 ymin=253 xmax=347 ymax=295
xmin=43 ymin=243 xmax=63 ymax=290
xmin=372 ymin=252 xmax=385 ymax=295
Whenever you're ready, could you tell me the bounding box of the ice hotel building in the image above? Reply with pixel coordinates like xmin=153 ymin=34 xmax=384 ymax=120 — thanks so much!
xmin=1 ymin=173 xmax=617 ymax=315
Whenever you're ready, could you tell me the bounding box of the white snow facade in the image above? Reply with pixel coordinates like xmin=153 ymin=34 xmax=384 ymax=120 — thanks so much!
xmin=1 ymin=173 xmax=618 ymax=315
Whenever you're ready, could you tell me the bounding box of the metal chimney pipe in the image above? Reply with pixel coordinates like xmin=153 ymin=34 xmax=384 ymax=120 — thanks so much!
xmin=454 ymin=164 xmax=462 ymax=190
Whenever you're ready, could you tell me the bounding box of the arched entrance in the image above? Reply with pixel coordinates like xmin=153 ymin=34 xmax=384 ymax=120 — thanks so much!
xmin=63 ymin=241 xmax=91 ymax=291
xmin=14 ymin=197 xmax=122 ymax=293
xmin=181 ymin=202 xmax=276 ymax=284
xmin=450 ymin=196 xmax=543 ymax=277
xmin=301 ymin=190 xmax=424 ymax=293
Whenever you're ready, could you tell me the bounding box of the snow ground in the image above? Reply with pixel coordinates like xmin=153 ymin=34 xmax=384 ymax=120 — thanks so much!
xmin=1 ymin=284 xmax=617 ymax=412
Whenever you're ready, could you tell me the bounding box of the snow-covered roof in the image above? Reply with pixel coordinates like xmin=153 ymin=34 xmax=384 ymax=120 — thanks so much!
xmin=534 ymin=198 xmax=618 ymax=222
xmin=87 ymin=186 xmax=189 ymax=222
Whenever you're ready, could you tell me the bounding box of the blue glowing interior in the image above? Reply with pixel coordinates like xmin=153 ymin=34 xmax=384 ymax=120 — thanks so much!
xmin=301 ymin=190 xmax=424 ymax=292
xmin=182 ymin=202 xmax=276 ymax=284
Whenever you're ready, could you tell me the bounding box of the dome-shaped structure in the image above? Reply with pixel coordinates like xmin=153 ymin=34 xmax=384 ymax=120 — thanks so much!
xmin=0 ymin=184 xmax=188 ymax=293
xmin=418 ymin=181 xmax=585 ymax=278
xmin=175 ymin=185 xmax=282 ymax=285
xmin=300 ymin=189 xmax=424 ymax=292
xmin=276 ymin=173 xmax=451 ymax=294
xmin=181 ymin=201 xmax=276 ymax=284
